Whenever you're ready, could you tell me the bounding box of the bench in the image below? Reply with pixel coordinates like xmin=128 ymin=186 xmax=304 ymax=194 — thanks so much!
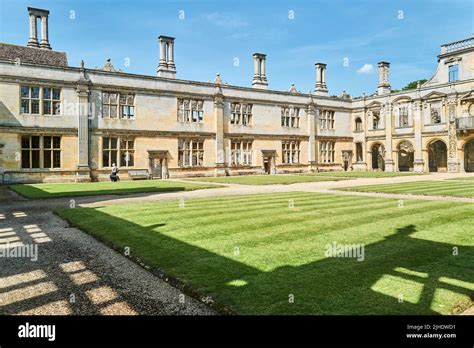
xmin=128 ymin=169 xmax=149 ymax=180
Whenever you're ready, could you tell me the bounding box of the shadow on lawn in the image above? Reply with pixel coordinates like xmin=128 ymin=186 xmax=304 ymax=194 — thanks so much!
xmin=9 ymin=184 xmax=191 ymax=200
xmin=59 ymin=208 xmax=474 ymax=315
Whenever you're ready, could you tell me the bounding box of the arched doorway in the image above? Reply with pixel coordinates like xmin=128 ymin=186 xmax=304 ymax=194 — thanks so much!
xmin=428 ymin=140 xmax=447 ymax=172
xmin=398 ymin=141 xmax=414 ymax=172
xmin=371 ymin=143 xmax=385 ymax=171
xmin=465 ymin=140 xmax=474 ymax=172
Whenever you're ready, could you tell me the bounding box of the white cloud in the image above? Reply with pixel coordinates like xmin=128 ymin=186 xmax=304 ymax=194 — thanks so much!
xmin=357 ymin=63 xmax=374 ymax=74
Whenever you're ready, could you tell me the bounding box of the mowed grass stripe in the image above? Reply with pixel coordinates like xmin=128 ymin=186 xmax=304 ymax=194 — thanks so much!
xmin=343 ymin=181 xmax=474 ymax=197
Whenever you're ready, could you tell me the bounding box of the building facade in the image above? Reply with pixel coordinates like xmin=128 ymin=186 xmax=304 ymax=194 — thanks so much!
xmin=1 ymin=7 xmax=474 ymax=183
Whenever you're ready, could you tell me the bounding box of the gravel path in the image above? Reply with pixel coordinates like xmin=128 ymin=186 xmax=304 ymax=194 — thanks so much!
xmin=1 ymin=172 xmax=473 ymax=315
xmin=0 ymin=188 xmax=215 ymax=315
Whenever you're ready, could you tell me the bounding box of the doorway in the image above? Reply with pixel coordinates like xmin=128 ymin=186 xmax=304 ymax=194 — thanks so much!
xmin=148 ymin=150 xmax=170 ymax=179
xmin=371 ymin=144 xmax=385 ymax=171
xmin=465 ymin=140 xmax=474 ymax=172
xmin=428 ymin=140 xmax=447 ymax=172
xmin=261 ymin=150 xmax=276 ymax=174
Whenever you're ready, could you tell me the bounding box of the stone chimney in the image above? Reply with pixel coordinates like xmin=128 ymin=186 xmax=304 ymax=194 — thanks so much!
xmin=27 ymin=7 xmax=51 ymax=50
xmin=314 ymin=63 xmax=328 ymax=95
xmin=157 ymin=36 xmax=177 ymax=78
xmin=377 ymin=61 xmax=391 ymax=95
xmin=252 ymin=53 xmax=268 ymax=89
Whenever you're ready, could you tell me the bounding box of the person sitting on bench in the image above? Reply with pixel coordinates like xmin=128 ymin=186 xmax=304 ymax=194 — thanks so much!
xmin=110 ymin=163 xmax=120 ymax=182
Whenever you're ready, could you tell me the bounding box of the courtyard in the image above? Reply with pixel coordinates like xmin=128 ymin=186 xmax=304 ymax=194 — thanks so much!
xmin=0 ymin=172 xmax=473 ymax=315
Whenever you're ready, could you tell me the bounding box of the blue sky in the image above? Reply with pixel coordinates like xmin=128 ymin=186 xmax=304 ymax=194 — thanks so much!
xmin=1 ymin=0 xmax=473 ymax=96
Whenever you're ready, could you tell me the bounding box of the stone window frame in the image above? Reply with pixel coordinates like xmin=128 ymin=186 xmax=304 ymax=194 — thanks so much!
xmin=102 ymin=92 xmax=135 ymax=119
xmin=282 ymin=140 xmax=300 ymax=164
xmin=230 ymin=139 xmax=253 ymax=166
xmin=370 ymin=110 xmax=382 ymax=130
xmin=21 ymin=135 xmax=61 ymax=169
xmin=20 ymin=85 xmax=61 ymax=116
xmin=230 ymin=102 xmax=253 ymax=126
xmin=319 ymin=141 xmax=335 ymax=163
xmin=178 ymin=139 xmax=204 ymax=167
xmin=177 ymin=98 xmax=204 ymax=123
xmin=102 ymin=136 xmax=135 ymax=168
xmin=354 ymin=117 xmax=363 ymax=132
xmin=281 ymin=106 xmax=300 ymax=128
xmin=319 ymin=109 xmax=335 ymax=130
xmin=398 ymin=105 xmax=410 ymax=128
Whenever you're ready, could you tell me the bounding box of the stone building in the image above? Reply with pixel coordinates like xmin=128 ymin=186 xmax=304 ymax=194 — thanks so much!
xmin=0 ymin=7 xmax=473 ymax=183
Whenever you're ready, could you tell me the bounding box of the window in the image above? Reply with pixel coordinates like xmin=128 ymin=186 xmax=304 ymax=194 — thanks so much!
xmin=20 ymin=86 xmax=41 ymax=114
xmin=355 ymin=117 xmax=363 ymax=131
xmin=120 ymin=139 xmax=135 ymax=167
xmin=319 ymin=141 xmax=335 ymax=163
xmin=102 ymin=137 xmax=118 ymax=167
xmin=120 ymin=93 xmax=135 ymax=119
xmin=372 ymin=111 xmax=381 ymax=129
xmin=178 ymin=139 xmax=204 ymax=167
xmin=43 ymin=88 xmax=61 ymax=115
xmin=178 ymin=98 xmax=204 ymax=123
xmin=102 ymin=137 xmax=134 ymax=167
xmin=356 ymin=143 xmax=363 ymax=162
xmin=281 ymin=106 xmax=300 ymax=128
xmin=231 ymin=140 xmax=252 ymax=166
xmin=282 ymin=140 xmax=300 ymax=164
xmin=231 ymin=103 xmax=252 ymax=125
xmin=21 ymin=135 xmax=61 ymax=169
xmin=102 ymin=92 xmax=118 ymax=118
xmin=449 ymin=65 xmax=459 ymax=82
xmin=319 ymin=110 xmax=335 ymax=130
xmin=399 ymin=106 xmax=409 ymax=127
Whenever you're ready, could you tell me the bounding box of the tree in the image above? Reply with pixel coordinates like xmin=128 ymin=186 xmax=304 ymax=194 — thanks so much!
xmin=402 ymin=79 xmax=427 ymax=91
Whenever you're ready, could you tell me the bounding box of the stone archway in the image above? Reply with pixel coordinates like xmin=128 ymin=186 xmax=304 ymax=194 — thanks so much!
xmin=398 ymin=141 xmax=414 ymax=172
xmin=428 ymin=140 xmax=447 ymax=172
xmin=465 ymin=139 xmax=474 ymax=173
xmin=371 ymin=143 xmax=385 ymax=171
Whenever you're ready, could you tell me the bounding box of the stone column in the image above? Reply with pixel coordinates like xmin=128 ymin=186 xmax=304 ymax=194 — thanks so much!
xmin=214 ymin=85 xmax=226 ymax=176
xmin=384 ymin=103 xmax=395 ymax=172
xmin=159 ymin=38 xmax=167 ymax=67
xmin=413 ymin=100 xmax=425 ymax=172
xmin=261 ymin=57 xmax=267 ymax=82
xmin=39 ymin=15 xmax=51 ymax=49
xmin=168 ymin=41 xmax=175 ymax=69
xmin=314 ymin=63 xmax=328 ymax=94
xmin=27 ymin=14 xmax=39 ymax=47
xmin=447 ymin=98 xmax=460 ymax=172
xmin=76 ymin=83 xmax=91 ymax=182
xmin=307 ymin=95 xmax=317 ymax=171
xmin=252 ymin=53 xmax=268 ymax=89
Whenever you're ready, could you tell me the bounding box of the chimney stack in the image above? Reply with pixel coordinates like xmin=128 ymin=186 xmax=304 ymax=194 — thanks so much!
xmin=252 ymin=53 xmax=268 ymax=89
xmin=314 ymin=63 xmax=328 ymax=95
xmin=157 ymin=36 xmax=177 ymax=78
xmin=27 ymin=7 xmax=51 ymax=50
xmin=377 ymin=61 xmax=390 ymax=95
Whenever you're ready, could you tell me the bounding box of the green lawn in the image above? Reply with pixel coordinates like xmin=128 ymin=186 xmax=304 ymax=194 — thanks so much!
xmin=186 ymin=174 xmax=348 ymax=185
xmin=9 ymin=180 xmax=221 ymax=199
xmin=447 ymin=176 xmax=474 ymax=181
xmin=305 ymin=171 xmax=424 ymax=178
xmin=56 ymin=192 xmax=474 ymax=315
xmin=339 ymin=180 xmax=474 ymax=198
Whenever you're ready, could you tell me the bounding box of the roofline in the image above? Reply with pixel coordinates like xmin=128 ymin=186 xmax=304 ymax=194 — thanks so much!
xmin=0 ymin=58 xmax=352 ymax=103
